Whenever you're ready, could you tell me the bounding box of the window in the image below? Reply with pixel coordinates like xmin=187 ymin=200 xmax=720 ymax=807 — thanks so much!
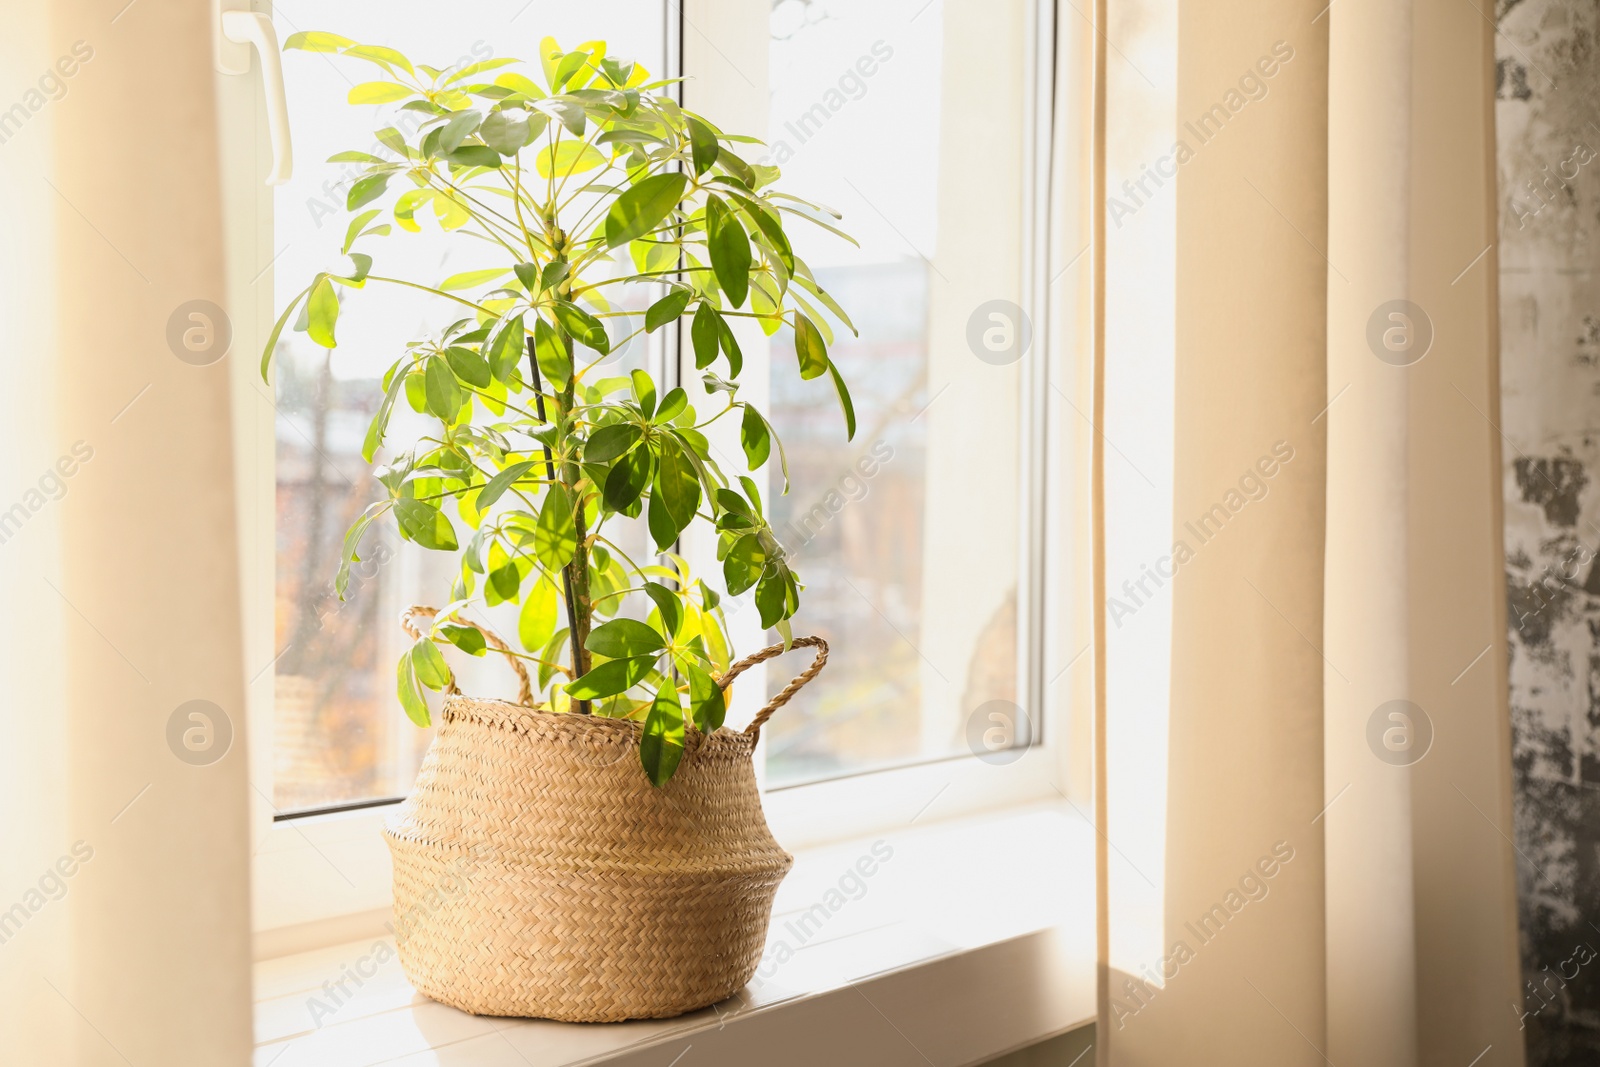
xmin=231 ymin=0 xmax=1075 ymax=937
xmin=756 ymin=0 xmax=1033 ymax=785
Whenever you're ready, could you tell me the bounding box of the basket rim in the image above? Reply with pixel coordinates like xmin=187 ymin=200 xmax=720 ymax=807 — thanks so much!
xmin=441 ymin=694 xmax=760 ymax=757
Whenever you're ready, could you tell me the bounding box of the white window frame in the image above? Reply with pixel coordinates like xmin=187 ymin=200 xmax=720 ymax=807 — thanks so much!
xmin=225 ymin=0 xmax=1076 ymax=952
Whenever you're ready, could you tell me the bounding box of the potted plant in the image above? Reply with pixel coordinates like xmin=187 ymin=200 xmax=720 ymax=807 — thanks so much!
xmin=262 ymin=33 xmax=857 ymax=1022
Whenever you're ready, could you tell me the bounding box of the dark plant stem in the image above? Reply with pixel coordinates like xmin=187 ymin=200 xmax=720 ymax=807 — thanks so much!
xmin=526 ymin=345 xmax=591 ymax=714
xmin=559 ymin=365 xmax=594 ymax=702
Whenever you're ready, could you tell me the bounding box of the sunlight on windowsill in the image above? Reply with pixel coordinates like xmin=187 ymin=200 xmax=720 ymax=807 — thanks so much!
xmin=253 ymin=802 xmax=1094 ymax=1067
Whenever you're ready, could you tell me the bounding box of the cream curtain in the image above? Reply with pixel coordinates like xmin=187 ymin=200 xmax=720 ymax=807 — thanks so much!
xmin=1095 ymin=0 xmax=1523 ymax=1063
xmin=0 ymin=1 xmax=253 ymax=1063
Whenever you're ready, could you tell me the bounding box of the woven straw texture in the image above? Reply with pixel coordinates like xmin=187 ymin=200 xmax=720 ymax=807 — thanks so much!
xmin=383 ymin=609 xmax=828 ymax=1022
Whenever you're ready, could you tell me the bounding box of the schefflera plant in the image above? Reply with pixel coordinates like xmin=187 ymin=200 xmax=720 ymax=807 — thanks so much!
xmin=262 ymin=34 xmax=858 ymax=785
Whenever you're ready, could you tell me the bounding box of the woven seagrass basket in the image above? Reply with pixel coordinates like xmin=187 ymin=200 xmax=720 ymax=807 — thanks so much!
xmin=383 ymin=606 xmax=828 ymax=1022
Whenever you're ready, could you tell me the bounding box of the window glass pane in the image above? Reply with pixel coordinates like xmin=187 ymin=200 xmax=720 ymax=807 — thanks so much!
xmin=761 ymin=0 xmax=1030 ymax=784
xmin=269 ymin=1 xmax=666 ymax=812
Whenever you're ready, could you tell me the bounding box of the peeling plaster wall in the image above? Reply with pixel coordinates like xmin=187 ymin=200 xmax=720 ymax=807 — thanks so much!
xmin=1496 ymin=1 xmax=1600 ymax=1062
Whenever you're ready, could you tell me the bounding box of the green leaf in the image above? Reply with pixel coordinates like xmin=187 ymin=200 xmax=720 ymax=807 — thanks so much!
xmin=476 ymin=459 xmax=537 ymax=511
xmin=553 ymin=49 xmax=593 ymax=91
xmin=586 ymin=618 xmax=666 ymax=659
xmin=654 ymin=387 xmax=687 ymax=423
xmin=284 ymin=30 xmax=355 ymax=52
xmin=540 ymin=627 xmax=570 ymax=691
xmin=715 ymin=313 xmax=744 ymax=376
xmin=730 ymin=193 xmax=796 ymax=274
xmin=410 ymin=637 xmax=453 ymax=690
xmin=740 ymin=405 xmax=771 ymax=469
xmin=259 ymin=284 xmax=310 ymax=381
xmin=487 ymin=549 xmax=521 ymax=605
xmin=755 ymin=570 xmax=788 ymax=628
xmin=639 ymin=683 xmax=685 ymax=786
xmin=535 ymin=139 xmax=606 ymax=178
xmin=793 ymin=312 xmax=828 ymax=379
xmin=630 ymin=369 xmax=656 ymax=418
xmin=343 ymin=208 xmax=382 ymax=254
xmin=518 ymin=575 xmax=558 ymax=653
xmin=488 ymin=313 xmax=526 ymax=381
xmin=347 ymin=172 xmax=392 ymax=211
xmin=479 ymin=109 xmax=539 ymax=154
xmin=716 ymin=145 xmax=755 ymax=186
xmin=690 ymin=302 xmax=719 ymax=369
xmin=307 ymin=276 xmax=339 ymax=348
xmin=397 ymin=652 xmax=431 ymax=727
xmin=437 ymin=109 xmax=483 ymax=153
xmin=687 ymin=116 xmax=719 ymax=176
xmin=602 ymin=447 xmax=652 ymax=512
xmin=645 ymin=288 xmax=692 ymax=332
xmin=643 ymin=581 xmax=684 ymax=639
xmin=437 ymin=623 xmax=487 ymax=657
xmin=336 ymin=252 xmax=373 ymax=284
xmin=647 ymin=485 xmax=677 ymax=551
xmin=826 ymin=357 xmax=857 ymax=439
xmin=705 ymin=195 xmax=751 ymax=308
xmin=394 ymin=498 xmax=459 ymax=551
xmin=795 ymin=273 xmax=858 ymax=336
xmin=540 ymin=260 xmax=570 ymax=293
xmin=566 ymin=655 xmax=654 ymax=699
xmin=533 ymin=65 xmax=582 ymax=117
xmin=424 ymin=355 xmax=463 ymax=420
xmin=683 ymin=659 xmax=725 ymax=733
xmin=773 ymin=201 xmax=859 ymax=247
xmin=393 ymin=188 xmax=433 ymax=231
xmin=346 ymin=44 xmax=415 ymax=76
xmin=739 ymin=475 xmax=763 ymax=514
xmin=362 ymin=368 xmax=407 ymax=461
xmin=591 ymin=375 xmax=635 ymax=398
xmin=656 ymin=440 xmax=699 ymax=526
xmin=532 ymin=317 xmax=571 ymax=389
xmin=585 ymin=423 xmax=642 ymax=463
xmin=375 ymin=126 xmax=408 ymax=154
xmin=443 ymin=345 xmax=491 ymax=388
xmin=348 ymin=81 xmax=413 ymax=105
xmin=403 ymin=369 xmax=427 ymax=412
xmin=704 ymin=371 xmax=739 ymax=396
xmin=444 ymin=145 xmax=502 ymax=168
xmin=440 ymin=267 xmax=510 ymax=291
xmin=605 ymin=171 xmax=688 ymax=249
xmin=534 ymin=485 xmax=577 ymax=570
xmin=552 ymin=302 xmax=610 ymax=354
xmin=445 ymin=57 xmax=521 ymax=85
xmin=432 ymin=188 xmax=467 ymax=228
xmin=723 ymin=533 xmax=765 ymax=595
xmin=334 ymin=505 xmax=381 ymax=599
xmin=716 ymin=487 xmax=752 ymax=518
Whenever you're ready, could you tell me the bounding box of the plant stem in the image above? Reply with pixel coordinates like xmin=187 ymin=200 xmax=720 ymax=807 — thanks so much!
xmin=526 ymin=339 xmax=591 ymax=713
xmin=558 ymin=354 xmax=594 ymax=710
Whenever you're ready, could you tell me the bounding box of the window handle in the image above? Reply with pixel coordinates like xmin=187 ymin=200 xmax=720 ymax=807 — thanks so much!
xmin=215 ymin=5 xmax=293 ymax=185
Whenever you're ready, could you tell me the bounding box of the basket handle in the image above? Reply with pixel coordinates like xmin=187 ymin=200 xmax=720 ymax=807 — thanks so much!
xmin=717 ymin=635 xmax=829 ymax=739
xmin=399 ymin=606 xmax=533 ymax=707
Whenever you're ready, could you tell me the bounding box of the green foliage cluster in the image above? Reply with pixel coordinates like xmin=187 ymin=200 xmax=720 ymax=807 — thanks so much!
xmin=262 ymin=34 xmax=856 ymax=784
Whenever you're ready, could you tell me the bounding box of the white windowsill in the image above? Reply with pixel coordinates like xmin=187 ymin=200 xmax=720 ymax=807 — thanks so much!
xmin=253 ymin=801 xmax=1096 ymax=1067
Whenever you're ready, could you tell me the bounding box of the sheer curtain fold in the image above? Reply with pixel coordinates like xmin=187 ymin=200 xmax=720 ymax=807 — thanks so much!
xmin=0 ymin=1 xmax=73 ymax=1060
xmin=0 ymin=1 xmax=253 ymax=1063
xmin=1096 ymin=0 xmax=1523 ymax=1063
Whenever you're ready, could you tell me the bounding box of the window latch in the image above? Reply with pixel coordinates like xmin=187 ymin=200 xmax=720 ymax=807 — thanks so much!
xmin=214 ymin=2 xmax=293 ymax=185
